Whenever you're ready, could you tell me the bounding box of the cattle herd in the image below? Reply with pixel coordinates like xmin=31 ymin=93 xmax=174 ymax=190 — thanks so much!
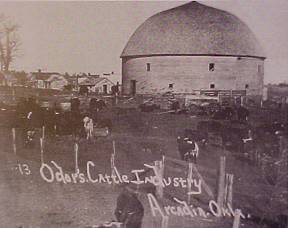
xmin=175 ymin=101 xmax=288 ymax=186
xmin=0 ymin=96 xmax=111 ymax=147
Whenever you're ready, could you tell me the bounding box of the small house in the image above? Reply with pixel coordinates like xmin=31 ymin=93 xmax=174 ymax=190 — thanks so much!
xmin=29 ymin=70 xmax=68 ymax=90
xmin=78 ymin=77 xmax=114 ymax=94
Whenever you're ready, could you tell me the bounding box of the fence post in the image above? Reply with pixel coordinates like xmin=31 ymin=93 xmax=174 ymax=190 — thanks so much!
xmin=111 ymin=141 xmax=116 ymax=187
xmin=12 ymin=128 xmax=17 ymax=155
xmin=161 ymin=216 xmax=169 ymax=228
xmin=279 ymin=136 xmax=288 ymax=178
xmin=187 ymin=162 xmax=193 ymax=204
xmin=53 ymin=124 xmax=56 ymax=136
xmin=154 ymin=159 xmax=164 ymax=199
xmin=42 ymin=126 xmax=45 ymax=140
xmin=279 ymin=136 xmax=286 ymax=159
xmin=74 ymin=143 xmax=79 ymax=173
xmin=12 ymin=88 xmax=15 ymax=101
xmin=217 ymin=156 xmax=226 ymax=211
xmin=40 ymin=138 xmax=44 ymax=164
xmin=224 ymin=173 xmax=233 ymax=208
xmin=232 ymin=209 xmax=241 ymax=228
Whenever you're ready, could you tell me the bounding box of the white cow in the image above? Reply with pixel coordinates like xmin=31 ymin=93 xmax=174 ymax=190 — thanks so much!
xmin=83 ymin=116 xmax=94 ymax=140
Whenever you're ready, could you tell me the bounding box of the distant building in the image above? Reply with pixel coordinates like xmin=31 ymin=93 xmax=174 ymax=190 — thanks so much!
xmin=121 ymin=1 xmax=265 ymax=102
xmin=78 ymin=77 xmax=114 ymax=94
xmin=29 ymin=70 xmax=68 ymax=90
xmin=265 ymin=84 xmax=288 ymax=103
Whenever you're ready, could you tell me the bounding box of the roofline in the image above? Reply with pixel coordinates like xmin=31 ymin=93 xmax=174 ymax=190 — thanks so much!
xmin=120 ymin=53 xmax=266 ymax=60
xmin=100 ymin=77 xmax=115 ymax=85
xmin=79 ymin=77 xmax=115 ymax=86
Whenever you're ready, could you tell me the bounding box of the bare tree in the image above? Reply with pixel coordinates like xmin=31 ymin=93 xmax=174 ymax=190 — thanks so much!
xmin=0 ymin=15 xmax=21 ymax=72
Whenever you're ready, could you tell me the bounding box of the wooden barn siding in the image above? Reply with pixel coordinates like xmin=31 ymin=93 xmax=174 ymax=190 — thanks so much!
xmin=122 ymin=56 xmax=264 ymax=96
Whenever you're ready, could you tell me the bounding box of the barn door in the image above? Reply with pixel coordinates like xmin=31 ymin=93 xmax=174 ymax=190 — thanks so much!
xmin=130 ymin=80 xmax=136 ymax=96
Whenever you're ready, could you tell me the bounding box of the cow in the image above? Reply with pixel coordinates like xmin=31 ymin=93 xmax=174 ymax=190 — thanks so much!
xmin=89 ymin=98 xmax=99 ymax=122
xmin=237 ymin=105 xmax=249 ymax=122
xmin=114 ymin=189 xmax=144 ymax=228
xmin=42 ymin=107 xmax=57 ymax=137
xmin=14 ymin=97 xmax=43 ymax=146
xmin=212 ymin=106 xmax=235 ymax=120
xmin=221 ymin=122 xmax=253 ymax=154
xmin=97 ymin=99 xmax=106 ymax=111
xmin=177 ymin=133 xmax=200 ymax=163
xmin=180 ymin=129 xmax=207 ymax=147
xmin=22 ymin=111 xmax=37 ymax=148
xmin=83 ymin=116 xmax=94 ymax=140
xmin=71 ymin=97 xmax=80 ymax=113
xmin=15 ymin=97 xmax=43 ymax=128
xmin=89 ymin=98 xmax=107 ymax=121
xmin=53 ymin=110 xmax=85 ymax=138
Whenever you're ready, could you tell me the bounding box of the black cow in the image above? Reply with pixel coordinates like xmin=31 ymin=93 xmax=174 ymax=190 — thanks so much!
xmin=181 ymin=129 xmax=207 ymax=147
xmin=89 ymin=98 xmax=98 ymax=122
xmin=15 ymin=97 xmax=43 ymax=128
xmin=71 ymin=97 xmax=80 ymax=113
xmin=222 ymin=125 xmax=251 ymax=153
xmin=237 ymin=106 xmax=249 ymax=122
xmin=42 ymin=108 xmax=57 ymax=137
xmin=89 ymin=98 xmax=107 ymax=124
xmin=97 ymin=99 xmax=106 ymax=111
xmin=139 ymin=102 xmax=160 ymax=112
xmin=212 ymin=106 xmax=235 ymax=120
xmin=14 ymin=97 xmax=44 ymax=147
xmin=55 ymin=111 xmax=84 ymax=137
xmin=114 ymin=190 xmax=144 ymax=228
xmin=170 ymin=100 xmax=180 ymax=113
xmin=177 ymin=132 xmax=199 ymax=163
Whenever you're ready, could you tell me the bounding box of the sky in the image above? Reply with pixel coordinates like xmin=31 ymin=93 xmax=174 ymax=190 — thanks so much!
xmin=0 ymin=0 xmax=287 ymax=84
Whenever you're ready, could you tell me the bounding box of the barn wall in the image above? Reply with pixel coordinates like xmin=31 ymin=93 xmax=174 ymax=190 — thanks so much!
xmin=121 ymin=55 xmax=264 ymax=96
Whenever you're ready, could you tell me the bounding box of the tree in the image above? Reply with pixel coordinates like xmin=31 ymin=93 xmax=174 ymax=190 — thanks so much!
xmin=0 ymin=15 xmax=21 ymax=72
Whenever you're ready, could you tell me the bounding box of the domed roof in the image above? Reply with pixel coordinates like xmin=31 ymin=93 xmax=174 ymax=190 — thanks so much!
xmin=121 ymin=1 xmax=265 ymax=59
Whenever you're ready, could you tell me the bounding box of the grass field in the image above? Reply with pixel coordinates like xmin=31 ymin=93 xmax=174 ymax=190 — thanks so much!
xmin=0 ymin=95 xmax=287 ymax=227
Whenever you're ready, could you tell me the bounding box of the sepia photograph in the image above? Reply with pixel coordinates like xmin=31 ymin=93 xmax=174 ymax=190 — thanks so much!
xmin=0 ymin=0 xmax=287 ymax=227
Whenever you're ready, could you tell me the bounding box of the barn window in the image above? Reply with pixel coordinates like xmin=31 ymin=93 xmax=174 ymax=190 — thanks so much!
xmin=209 ymin=63 xmax=215 ymax=71
xmin=210 ymin=83 xmax=215 ymax=89
xmin=146 ymin=63 xmax=151 ymax=72
xmin=245 ymin=84 xmax=249 ymax=89
xmin=169 ymin=84 xmax=173 ymax=89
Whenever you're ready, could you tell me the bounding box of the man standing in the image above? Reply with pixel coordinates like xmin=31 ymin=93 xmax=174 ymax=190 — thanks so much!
xmin=114 ymin=189 xmax=144 ymax=228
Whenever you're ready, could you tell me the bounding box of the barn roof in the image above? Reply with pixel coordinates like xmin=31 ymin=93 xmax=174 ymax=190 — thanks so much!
xmin=121 ymin=1 xmax=265 ymax=59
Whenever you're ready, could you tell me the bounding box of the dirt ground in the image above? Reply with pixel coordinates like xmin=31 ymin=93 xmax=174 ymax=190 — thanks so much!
xmin=0 ymin=107 xmax=287 ymax=227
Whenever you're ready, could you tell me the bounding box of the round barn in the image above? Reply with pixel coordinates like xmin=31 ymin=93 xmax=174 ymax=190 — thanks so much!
xmin=121 ymin=1 xmax=265 ymax=101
